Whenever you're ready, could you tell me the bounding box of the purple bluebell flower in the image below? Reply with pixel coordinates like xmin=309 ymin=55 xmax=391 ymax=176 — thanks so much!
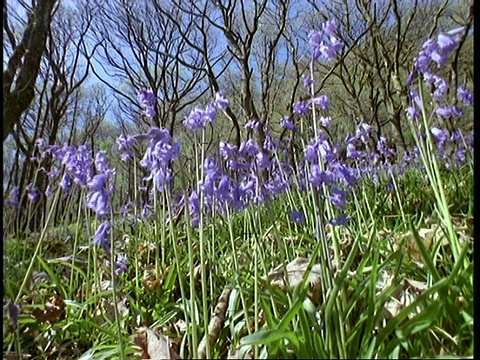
xmin=184 ymin=108 xmax=205 ymax=131
xmin=437 ymin=33 xmax=457 ymax=53
xmin=432 ymin=76 xmax=448 ymax=100
xmin=144 ymin=106 xmax=156 ymax=119
xmin=329 ymin=187 xmax=348 ymax=210
xmin=302 ymin=75 xmax=314 ymax=88
xmin=450 ymin=131 xmax=462 ymax=142
xmin=120 ymin=152 xmax=131 ymax=162
xmin=239 ymin=138 xmax=260 ymax=157
xmin=430 ymin=50 xmax=448 ymax=68
xmin=263 ymin=131 xmax=279 ymax=152
xmin=414 ymin=54 xmax=432 ymax=73
xmin=214 ymin=91 xmax=230 ymax=110
xmin=435 ymin=105 xmax=461 ymax=119
xmin=355 ymin=123 xmax=372 ymax=143
xmin=329 ymin=36 xmax=344 ymax=53
xmin=117 ymin=134 xmax=136 ymax=152
xmin=330 ymin=162 xmax=358 ymax=188
xmin=136 ymin=127 xmax=180 ymax=192
xmin=245 ymin=119 xmax=260 ymax=130
xmin=255 ymin=151 xmax=271 ymax=170
xmin=293 ymin=101 xmax=310 ymax=116
xmin=406 ymin=68 xmax=418 ymax=87
xmin=406 ymin=106 xmax=419 ymax=120
xmin=309 ymin=165 xmax=334 ymax=187
xmin=346 ymin=143 xmax=360 ymax=159
xmin=7 ymin=300 xmax=20 ymax=330
xmin=87 ymin=190 xmax=109 ymax=216
xmin=114 ymin=254 xmax=127 ymax=276
xmin=152 ymin=168 xmax=173 ymax=192
xmin=319 ymin=116 xmax=331 ymax=127
xmin=280 ymin=116 xmax=297 ymax=132
xmin=308 ymin=30 xmax=323 ymax=47
xmin=430 ymin=127 xmax=449 ymax=143
xmin=454 ymin=149 xmax=466 ymax=165
xmin=289 ymin=209 xmax=306 ymax=224
xmin=138 ymin=89 xmax=156 ymax=108
xmin=322 ymin=20 xmax=338 ymax=38
xmin=216 ymin=176 xmax=232 ymax=202
xmin=318 ymin=41 xmax=341 ymax=61
xmin=142 ymin=203 xmax=154 ymax=220
xmin=87 ymin=174 xmax=108 ymax=191
xmin=457 ymin=86 xmax=473 ymax=107
xmin=219 ymin=141 xmax=237 ymax=160
xmin=330 ymin=214 xmax=350 ymax=226
xmin=317 ymin=139 xmax=337 ymax=162
xmin=26 ymin=183 xmax=40 ymax=203
xmin=93 ymin=221 xmax=111 ymax=253
xmin=377 ymin=137 xmax=396 ymax=158
xmin=47 ymin=168 xmax=60 ymax=180
xmin=203 ymin=103 xmax=217 ymax=123
xmin=304 ymin=141 xmax=319 ymax=164
xmin=94 ymin=151 xmax=110 ymax=173
xmin=45 ymin=184 xmax=53 ymax=198
xmin=138 ymin=89 xmax=157 ymax=119
xmin=310 ymin=95 xmax=330 ymax=111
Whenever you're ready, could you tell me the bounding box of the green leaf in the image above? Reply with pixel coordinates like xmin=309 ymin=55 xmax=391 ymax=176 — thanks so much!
xmin=240 ymin=329 xmax=299 ymax=349
xmin=36 ymin=256 xmax=67 ymax=299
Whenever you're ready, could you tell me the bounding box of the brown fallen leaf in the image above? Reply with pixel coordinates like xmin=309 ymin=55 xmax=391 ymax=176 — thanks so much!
xmin=267 ymin=257 xmax=323 ymax=305
xmin=383 ymin=277 xmax=428 ymax=320
xmin=32 ymin=294 xmax=65 ymax=324
xmin=133 ymin=326 xmax=179 ymax=360
xmin=143 ymin=265 xmax=162 ymax=292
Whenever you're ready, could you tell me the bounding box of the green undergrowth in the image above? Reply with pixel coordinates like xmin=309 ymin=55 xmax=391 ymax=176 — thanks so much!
xmin=3 ymin=159 xmax=473 ymax=359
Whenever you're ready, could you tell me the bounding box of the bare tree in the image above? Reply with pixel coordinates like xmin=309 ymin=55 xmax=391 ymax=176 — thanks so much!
xmin=3 ymin=2 xmax=100 ymax=232
xmin=3 ymin=0 xmax=57 ymax=141
xmin=89 ymin=0 xmax=222 ymax=138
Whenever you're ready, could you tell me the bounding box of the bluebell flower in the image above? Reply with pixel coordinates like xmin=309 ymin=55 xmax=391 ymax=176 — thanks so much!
xmin=289 ymin=210 xmax=306 ymax=224
xmin=309 ymin=165 xmax=334 ymax=187
xmin=138 ymin=89 xmax=156 ymax=108
xmin=214 ymin=91 xmax=230 ymax=110
xmin=308 ymin=30 xmax=322 ymax=47
xmin=302 ymin=75 xmax=314 ymax=88
xmin=26 ymin=183 xmax=40 ymax=203
xmin=457 ymin=86 xmax=473 ymax=107
xmin=309 ymin=95 xmax=330 ymax=111
xmin=322 ymin=20 xmax=338 ymax=38
xmin=7 ymin=300 xmax=20 ymax=330
xmin=87 ymin=190 xmax=109 ymax=215
xmin=319 ymin=116 xmax=331 ymax=127
xmin=219 ymin=141 xmax=237 ymax=160
xmin=293 ymin=101 xmax=310 ymax=116
xmin=280 ymin=116 xmax=297 ymax=132
xmin=184 ymin=108 xmax=205 ymax=131
xmin=114 ymin=254 xmax=127 ymax=276
xmin=245 ymin=119 xmax=260 ymax=129
xmin=93 ymin=221 xmax=111 ymax=253
xmin=329 ymin=187 xmax=348 ymax=210
xmin=430 ymin=127 xmax=449 ymax=143
xmin=330 ymin=214 xmax=350 ymax=226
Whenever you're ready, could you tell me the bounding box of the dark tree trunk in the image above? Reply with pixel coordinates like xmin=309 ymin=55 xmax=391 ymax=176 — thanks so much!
xmin=3 ymin=0 xmax=57 ymax=141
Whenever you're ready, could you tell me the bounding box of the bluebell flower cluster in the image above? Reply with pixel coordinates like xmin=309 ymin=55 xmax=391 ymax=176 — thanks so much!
xmin=183 ymin=91 xmax=230 ymax=131
xmin=6 ymin=21 xmax=473 ymax=262
xmin=408 ymin=27 xmax=473 ymax=122
xmin=406 ymin=26 xmax=473 ymax=170
xmin=308 ymin=20 xmax=344 ymax=61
